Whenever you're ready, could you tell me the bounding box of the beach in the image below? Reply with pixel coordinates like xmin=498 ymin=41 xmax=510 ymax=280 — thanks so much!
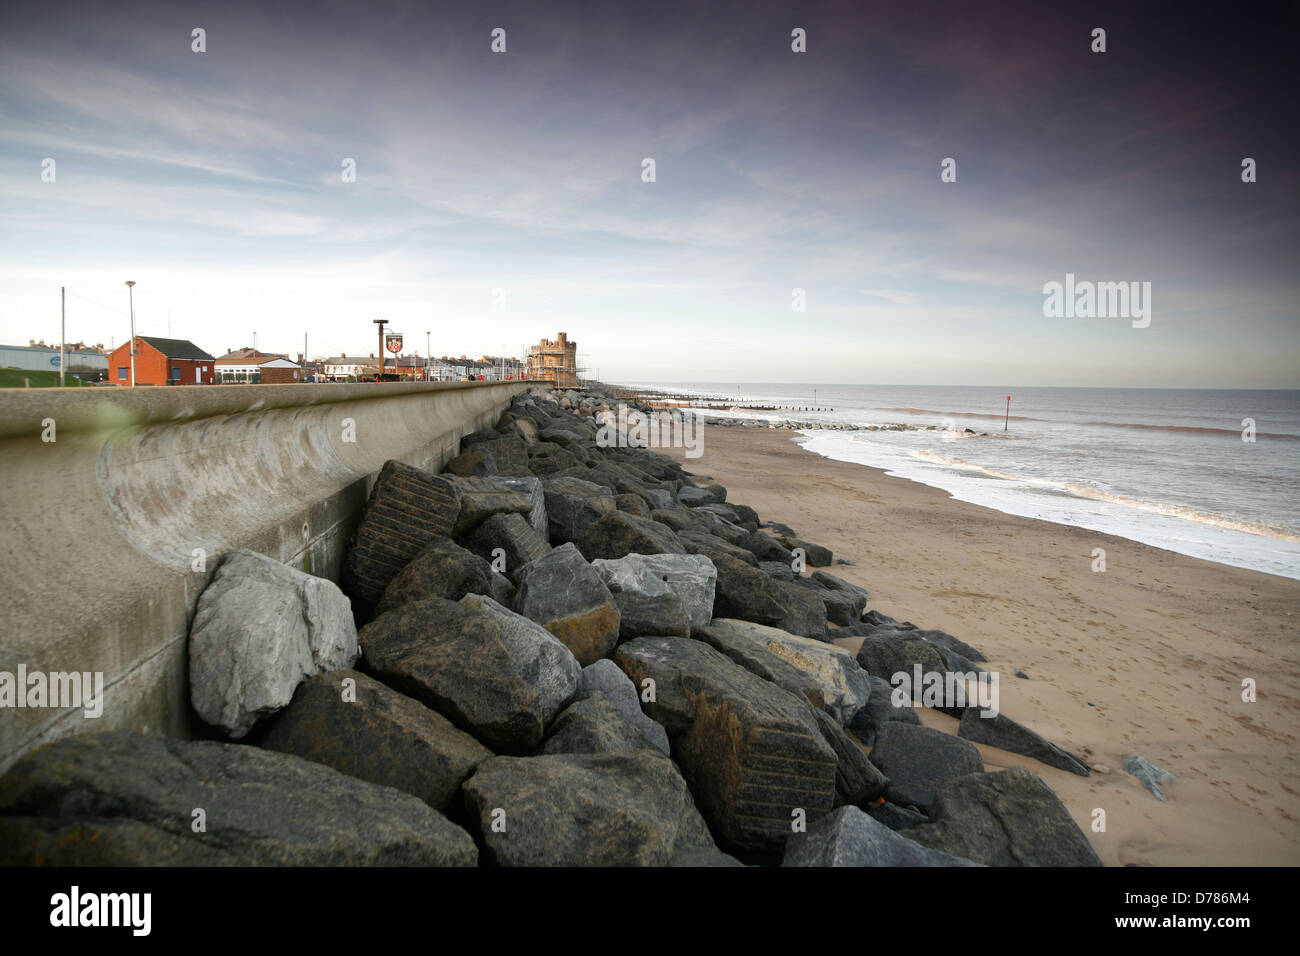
xmin=665 ymin=424 xmax=1300 ymax=866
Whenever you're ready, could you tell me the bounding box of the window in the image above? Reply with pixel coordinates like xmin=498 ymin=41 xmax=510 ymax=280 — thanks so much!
xmin=170 ymin=367 xmax=181 ymax=380
xmin=117 ymin=366 xmax=128 ymax=380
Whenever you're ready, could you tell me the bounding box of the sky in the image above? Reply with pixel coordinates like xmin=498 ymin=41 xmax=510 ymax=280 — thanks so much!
xmin=0 ymin=0 xmax=1296 ymax=386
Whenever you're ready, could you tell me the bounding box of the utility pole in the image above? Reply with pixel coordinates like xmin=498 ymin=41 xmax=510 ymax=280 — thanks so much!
xmin=125 ymin=281 xmax=137 ymax=387
xmin=60 ymin=286 xmax=65 ymax=387
xmin=374 ymin=319 xmax=388 ymax=380
xmin=426 ymin=331 xmax=431 ymax=380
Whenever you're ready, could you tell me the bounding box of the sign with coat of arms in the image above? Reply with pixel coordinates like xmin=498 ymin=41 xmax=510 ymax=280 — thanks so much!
xmin=384 ymin=332 xmax=403 ymax=354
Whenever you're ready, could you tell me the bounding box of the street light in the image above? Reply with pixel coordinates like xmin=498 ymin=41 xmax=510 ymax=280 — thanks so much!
xmin=426 ymin=330 xmax=431 ymax=380
xmin=124 ymin=281 xmax=137 ymax=387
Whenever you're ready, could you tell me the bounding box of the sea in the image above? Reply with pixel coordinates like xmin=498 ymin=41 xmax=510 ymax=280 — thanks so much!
xmin=621 ymin=383 xmax=1300 ymax=581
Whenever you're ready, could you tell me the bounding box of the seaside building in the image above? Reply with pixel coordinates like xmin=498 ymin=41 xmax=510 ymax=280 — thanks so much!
xmin=213 ymin=348 xmax=304 ymax=384
xmin=526 ymin=332 xmax=583 ymax=388
xmin=1 ymin=343 xmax=109 ymax=378
xmin=105 ymin=336 xmax=215 ymax=386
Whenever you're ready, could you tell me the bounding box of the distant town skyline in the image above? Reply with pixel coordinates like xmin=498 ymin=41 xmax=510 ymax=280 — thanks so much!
xmin=1 ymin=1 xmax=1295 ymax=387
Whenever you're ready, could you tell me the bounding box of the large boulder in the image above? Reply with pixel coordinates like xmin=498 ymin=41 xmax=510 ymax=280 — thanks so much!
xmin=573 ymin=659 xmax=670 ymax=754
xmin=678 ymin=484 xmax=726 ymax=507
xmin=374 ymin=537 xmax=512 ymax=615
xmin=575 ymin=511 xmax=687 ymax=562
xmin=783 ymin=805 xmax=980 ymax=867
xmin=343 ymin=460 xmax=463 ymax=603
xmin=613 ymin=590 xmax=692 ymax=639
xmin=711 ymin=555 xmax=828 ymax=641
xmin=459 ymin=511 xmax=551 ymax=579
xmin=794 ymin=572 xmax=869 ymax=626
xmin=527 ymin=441 xmax=583 ymax=476
xmin=447 ymin=475 xmax=541 ymax=539
xmin=541 ymin=695 xmax=666 ymax=756
xmin=740 ymin=530 xmax=794 ymax=565
xmin=0 ymin=732 xmax=477 ymax=865
xmin=868 ymin=723 xmax=985 ymax=813
xmin=542 ymin=476 xmax=617 ymax=542
xmin=958 ymin=709 xmax=1091 ymax=776
xmin=810 ymin=708 xmax=888 ymax=806
xmin=847 ymin=674 xmax=921 ymax=746
xmin=261 ymin=670 xmax=492 ymax=811
xmin=903 ymin=767 xmax=1104 ymax=866
xmin=443 ymin=434 xmax=531 ymax=477
xmin=677 ymin=530 xmax=759 ymax=567
xmin=513 ymin=543 xmax=620 ymax=666
xmin=774 ymin=533 xmax=833 ymax=567
xmin=462 ymin=751 xmax=722 ymax=866
xmin=695 ymin=619 xmax=870 ymax=724
xmin=856 ymin=630 xmax=948 ymax=681
xmin=359 ymin=594 xmax=581 ymax=754
xmin=189 ymin=549 xmax=358 ymax=738
xmin=591 ymin=553 xmax=717 ymax=630
xmin=614 ymin=637 xmax=837 ymax=857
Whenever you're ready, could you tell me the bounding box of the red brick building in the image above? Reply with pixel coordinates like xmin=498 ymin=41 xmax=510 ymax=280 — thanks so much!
xmin=107 ymin=336 xmax=216 ymax=386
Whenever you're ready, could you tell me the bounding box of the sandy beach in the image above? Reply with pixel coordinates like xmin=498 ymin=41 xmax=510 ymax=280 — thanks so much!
xmin=664 ymin=425 xmax=1300 ymax=867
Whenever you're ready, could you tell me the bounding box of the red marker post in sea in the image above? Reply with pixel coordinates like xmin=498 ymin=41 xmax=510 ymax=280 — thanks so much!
xmin=1005 ymin=396 xmax=1010 ymax=432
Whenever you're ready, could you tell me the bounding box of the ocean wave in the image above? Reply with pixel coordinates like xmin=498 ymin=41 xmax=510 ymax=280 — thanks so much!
xmin=877 ymin=407 xmax=1038 ymax=421
xmin=1084 ymin=421 xmax=1300 ymax=440
xmin=907 ymin=449 xmax=1300 ymax=542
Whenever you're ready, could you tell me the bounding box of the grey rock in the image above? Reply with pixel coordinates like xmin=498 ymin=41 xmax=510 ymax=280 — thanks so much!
xmin=374 ymin=537 xmax=511 ymax=615
xmin=513 ymin=543 xmax=620 ymax=666
xmin=774 ymin=534 xmax=833 ymax=567
xmin=847 ymin=674 xmax=921 ymax=746
xmin=543 ymin=475 xmax=617 ymax=543
xmin=614 ymin=589 xmax=692 ymax=639
xmin=642 ymin=488 xmax=675 ymax=510
xmin=462 ymin=751 xmax=719 ymax=866
xmin=447 ymin=477 xmax=534 ymax=538
xmin=575 ymin=510 xmax=687 ymax=561
xmin=868 ymin=723 xmax=985 ymax=813
xmin=695 ymin=618 xmax=871 ymax=724
xmin=459 ymin=511 xmax=551 ymax=579
xmin=903 ymin=767 xmax=1104 ymax=866
xmin=0 ymin=731 xmax=476 ymax=865
xmin=591 ymin=552 xmax=717 ymax=630
xmin=760 ymin=561 xmax=795 ymax=581
xmin=359 ymin=594 xmax=580 ymax=754
xmin=614 ymin=636 xmax=837 ymax=856
xmin=810 ymin=708 xmax=888 ymax=806
xmin=868 ymin=801 xmax=929 ymax=831
xmin=542 ymin=695 xmax=666 ymax=755
xmin=783 ymin=805 xmax=981 ymax=867
xmin=677 ymin=530 xmax=760 ymax=567
xmin=795 ymin=572 xmax=869 ymax=626
xmin=443 ymin=434 xmax=531 ymax=477
xmin=711 ymin=554 xmax=828 ymax=641
xmin=343 ymin=460 xmax=463 ymax=603
xmin=189 ymin=549 xmax=358 ymax=738
xmin=959 ymin=709 xmax=1091 ymax=776
xmin=575 ymin=658 xmax=670 ymax=754
xmin=740 ymin=530 xmax=794 ymax=565
xmin=261 ymin=669 xmax=492 ymax=811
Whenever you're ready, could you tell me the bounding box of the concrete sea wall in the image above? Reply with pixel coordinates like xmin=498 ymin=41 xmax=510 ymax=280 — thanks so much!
xmin=0 ymin=380 xmax=534 ymax=772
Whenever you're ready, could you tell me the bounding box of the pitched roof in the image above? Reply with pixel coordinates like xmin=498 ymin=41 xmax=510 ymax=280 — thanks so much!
xmin=140 ymin=336 xmax=215 ymax=361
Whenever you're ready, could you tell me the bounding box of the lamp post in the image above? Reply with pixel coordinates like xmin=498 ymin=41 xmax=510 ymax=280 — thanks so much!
xmin=125 ymin=281 xmax=137 ymax=387
xmin=373 ymin=319 xmax=388 ymax=380
xmin=426 ymin=330 xmax=431 ymax=381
